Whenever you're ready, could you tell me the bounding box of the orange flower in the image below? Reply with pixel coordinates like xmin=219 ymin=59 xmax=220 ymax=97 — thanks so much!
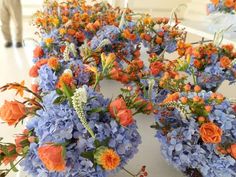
xmin=2 ymin=155 xmax=17 ymax=165
xmin=95 ymin=147 xmax=120 ymax=171
xmin=36 ymin=59 xmax=48 ymax=68
xmin=48 ymin=57 xmax=60 ymax=70
xmin=0 ymin=101 xmax=26 ymax=126
xmin=150 ymin=61 xmax=163 ymax=76
xmin=15 ymin=135 xmax=28 ymax=148
xmin=163 ymin=92 xmax=179 ymax=104
xmin=33 ymin=46 xmax=44 ymax=58
xmin=116 ymin=109 xmax=134 ymax=126
xmin=29 ymin=65 xmax=39 ymax=78
xmin=230 ymin=144 xmax=236 ymax=159
xmin=31 ymin=84 xmax=39 ymax=93
xmin=109 ymin=68 xmax=120 ymax=80
xmin=199 ymin=122 xmax=222 ymax=144
xmin=109 ymin=97 xmax=127 ymax=117
xmin=75 ymin=31 xmax=85 ymax=43
xmin=211 ymin=0 xmax=219 ymax=5
xmin=122 ymin=29 xmax=136 ymax=41
xmin=38 ymin=144 xmax=66 ymax=172
xmin=57 ymin=72 xmax=73 ymax=88
xmin=44 ymin=38 xmax=54 ymax=46
xmin=8 ymin=80 xmax=25 ymax=97
xmin=220 ymin=56 xmax=231 ymax=68
xmin=67 ymin=29 xmax=76 ymax=35
xmin=224 ymin=0 xmax=234 ymax=8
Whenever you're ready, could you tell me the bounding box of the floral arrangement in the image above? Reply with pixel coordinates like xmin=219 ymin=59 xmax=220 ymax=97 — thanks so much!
xmin=207 ymin=0 xmax=236 ymax=14
xmin=177 ymin=41 xmax=236 ymax=91
xmin=154 ymin=88 xmax=236 ymax=177
xmin=0 ymin=0 xmax=236 ymax=177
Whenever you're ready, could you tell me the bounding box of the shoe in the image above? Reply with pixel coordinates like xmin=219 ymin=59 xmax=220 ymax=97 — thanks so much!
xmin=16 ymin=42 xmax=23 ymax=48
xmin=4 ymin=42 xmax=12 ymax=48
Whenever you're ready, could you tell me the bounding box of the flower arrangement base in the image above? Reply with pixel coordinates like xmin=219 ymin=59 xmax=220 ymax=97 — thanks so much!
xmin=183 ymin=168 xmax=203 ymax=177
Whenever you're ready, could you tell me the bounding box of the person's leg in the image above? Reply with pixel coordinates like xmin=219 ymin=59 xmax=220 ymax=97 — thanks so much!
xmin=8 ymin=0 xmax=23 ymax=47
xmin=0 ymin=0 xmax=12 ymax=47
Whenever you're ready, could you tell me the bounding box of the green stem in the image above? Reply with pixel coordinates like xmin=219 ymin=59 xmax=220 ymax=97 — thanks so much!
xmin=4 ymin=156 xmax=25 ymax=177
xmin=122 ymin=167 xmax=136 ymax=177
xmin=190 ymin=68 xmax=197 ymax=85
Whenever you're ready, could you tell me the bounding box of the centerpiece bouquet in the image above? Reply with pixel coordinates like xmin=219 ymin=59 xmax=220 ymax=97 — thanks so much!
xmin=0 ymin=0 xmax=236 ymax=177
xmin=207 ymin=0 xmax=236 ymax=33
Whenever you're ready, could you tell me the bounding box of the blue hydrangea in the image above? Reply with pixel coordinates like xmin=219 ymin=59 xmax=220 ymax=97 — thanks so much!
xmin=38 ymin=65 xmax=58 ymax=92
xmin=156 ymin=91 xmax=236 ymax=177
xmin=21 ymin=86 xmax=141 ymax=177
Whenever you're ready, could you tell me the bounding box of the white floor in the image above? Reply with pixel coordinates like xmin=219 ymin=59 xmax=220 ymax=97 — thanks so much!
xmin=0 ymin=18 xmax=186 ymax=177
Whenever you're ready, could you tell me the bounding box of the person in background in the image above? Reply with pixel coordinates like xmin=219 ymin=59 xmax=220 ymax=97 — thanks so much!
xmin=0 ymin=0 xmax=23 ymax=48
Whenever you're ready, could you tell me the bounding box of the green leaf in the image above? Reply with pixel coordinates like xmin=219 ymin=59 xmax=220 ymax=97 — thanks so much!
xmin=94 ymin=137 xmax=110 ymax=148
xmin=56 ymin=89 xmax=63 ymax=95
xmin=53 ymin=96 xmax=66 ymax=104
xmin=10 ymin=162 xmax=18 ymax=172
xmin=62 ymin=82 xmax=74 ymax=105
xmin=88 ymin=107 xmax=103 ymax=114
xmin=81 ymin=151 xmax=94 ymax=162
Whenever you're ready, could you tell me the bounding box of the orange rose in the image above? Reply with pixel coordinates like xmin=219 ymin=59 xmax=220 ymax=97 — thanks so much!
xmin=29 ymin=65 xmax=39 ymax=77
xmin=109 ymin=97 xmax=127 ymax=117
xmin=230 ymin=144 xmax=236 ymax=159
xmin=220 ymin=56 xmax=231 ymax=68
xmin=33 ymin=46 xmax=44 ymax=58
xmin=150 ymin=61 xmax=164 ymax=76
xmin=199 ymin=122 xmax=222 ymax=144
xmin=38 ymin=144 xmax=66 ymax=172
xmin=224 ymin=0 xmax=234 ymax=8
xmin=116 ymin=109 xmax=134 ymax=126
xmin=0 ymin=101 xmax=26 ymax=126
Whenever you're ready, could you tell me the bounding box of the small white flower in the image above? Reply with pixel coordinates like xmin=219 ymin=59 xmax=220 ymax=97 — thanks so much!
xmin=63 ymin=69 xmax=73 ymax=76
xmin=72 ymin=86 xmax=87 ymax=105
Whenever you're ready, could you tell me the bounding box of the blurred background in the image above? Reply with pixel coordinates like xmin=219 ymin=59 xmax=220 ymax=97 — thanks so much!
xmin=0 ymin=0 xmax=235 ymax=177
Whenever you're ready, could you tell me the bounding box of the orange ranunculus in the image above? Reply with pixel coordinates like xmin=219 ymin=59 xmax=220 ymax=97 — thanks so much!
xmin=109 ymin=97 xmax=127 ymax=117
xmin=48 ymin=57 xmax=60 ymax=70
xmin=38 ymin=144 xmax=66 ymax=172
xmin=199 ymin=122 xmax=222 ymax=144
xmin=220 ymin=56 xmax=231 ymax=68
xmin=150 ymin=61 xmax=164 ymax=76
xmin=116 ymin=109 xmax=134 ymax=126
xmin=29 ymin=65 xmax=39 ymax=78
xmin=230 ymin=144 xmax=236 ymax=159
xmin=211 ymin=0 xmax=219 ymax=5
xmin=224 ymin=0 xmax=234 ymax=8
xmin=95 ymin=147 xmax=120 ymax=171
xmin=33 ymin=46 xmax=44 ymax=58
xmin=0 ymin=101 xmax=26 ymax=126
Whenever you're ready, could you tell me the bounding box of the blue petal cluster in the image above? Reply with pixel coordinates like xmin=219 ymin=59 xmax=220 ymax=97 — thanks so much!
xmin=155 ymin=91 xmax=236 ymax=177
xmin=21 ymin=86 xmax=141 ymax=177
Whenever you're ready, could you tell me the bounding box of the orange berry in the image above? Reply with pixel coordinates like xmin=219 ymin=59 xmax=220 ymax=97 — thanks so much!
xmin=198 ymin=116 xmax=205 ymax=122
xmin=184 ymin=84 xmax=191 ymax=92
xmin=193 ymin=96 xmax=201 ymax=102
xmin=194 ymin=85 xmax=201 ymax=93
xmin=180 ymin=97 xmax=188 ymax=104
xmin=205 ymin=105 xmax=212 ymax=112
